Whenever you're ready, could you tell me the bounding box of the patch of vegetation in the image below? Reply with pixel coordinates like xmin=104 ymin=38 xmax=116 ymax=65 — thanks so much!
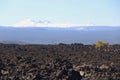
xmin=94 ymin=40 xmax=108 ymax=48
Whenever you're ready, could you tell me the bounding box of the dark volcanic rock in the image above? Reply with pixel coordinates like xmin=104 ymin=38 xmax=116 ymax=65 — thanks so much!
xmin=0 ymin=43 xmax=120 ymax=80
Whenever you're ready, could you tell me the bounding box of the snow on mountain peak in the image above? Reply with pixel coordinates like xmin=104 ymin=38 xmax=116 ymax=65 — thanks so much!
xmin=12 ymin=19 xmax=95 ymax=28
xmin=13 ymin=19 xmax=50 ymax=27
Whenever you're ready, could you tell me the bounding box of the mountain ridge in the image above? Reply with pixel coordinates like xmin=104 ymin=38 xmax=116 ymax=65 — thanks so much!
xmin=0 ymin=26 xmax=120 ymax=44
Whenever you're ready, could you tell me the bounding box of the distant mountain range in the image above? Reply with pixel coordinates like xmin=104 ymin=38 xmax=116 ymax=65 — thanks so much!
xmin=12 ymin=19 xmax=95 ymax=27
xmin=0 ymin=26 xmax=120 ymax=44
xmin=1 ymin=25 xmax=120 ymax=30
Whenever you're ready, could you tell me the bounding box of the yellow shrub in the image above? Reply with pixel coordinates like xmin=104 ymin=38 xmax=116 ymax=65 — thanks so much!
xmin=95 ymin=40 xmax=108 ymax=48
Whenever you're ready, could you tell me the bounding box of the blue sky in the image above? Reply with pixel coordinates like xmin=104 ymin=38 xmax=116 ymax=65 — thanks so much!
xmin=0 ymin=0 xmax=120 ymax=26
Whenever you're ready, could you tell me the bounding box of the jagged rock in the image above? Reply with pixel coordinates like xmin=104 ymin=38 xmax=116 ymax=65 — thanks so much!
xmin=0 ymin=44 xmax=120 ymax=80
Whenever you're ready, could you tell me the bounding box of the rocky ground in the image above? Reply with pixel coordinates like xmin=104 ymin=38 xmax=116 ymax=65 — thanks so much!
xmin=0 ymin=43 xmax=120 ymax=80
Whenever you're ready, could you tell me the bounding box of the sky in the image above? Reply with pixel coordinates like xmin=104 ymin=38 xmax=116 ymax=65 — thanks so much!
xmin=0 ymin=0 xmax=120 ymax=26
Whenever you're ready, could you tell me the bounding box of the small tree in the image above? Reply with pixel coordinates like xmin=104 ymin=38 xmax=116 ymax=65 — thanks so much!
xmin=95 ymin=40 xmax=108 ymax=48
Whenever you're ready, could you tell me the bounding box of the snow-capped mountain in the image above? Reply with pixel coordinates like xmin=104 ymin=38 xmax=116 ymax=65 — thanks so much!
xmin=12 ymin=19 xmax=95 ymax=28
xmin=13 ymin=19 xmax=51 ymax=27
xmin=0 ymin=19 xmax=120 ymax=44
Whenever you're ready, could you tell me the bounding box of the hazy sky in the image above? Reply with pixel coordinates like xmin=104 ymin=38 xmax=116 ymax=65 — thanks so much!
xmin=0 ymin=0 xmax=120 ymax=26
